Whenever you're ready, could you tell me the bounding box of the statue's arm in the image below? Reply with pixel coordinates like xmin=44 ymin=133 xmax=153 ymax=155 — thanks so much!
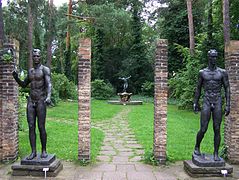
xmin=223 ymin=70 xmax=230 ymax=115
xmin=193 ymin=70 xmax=203 ymax=112
xmin=12 ymin=71 xmax=30 ymax=88
xmin=43 ymin=66 xmax=52 ymax=103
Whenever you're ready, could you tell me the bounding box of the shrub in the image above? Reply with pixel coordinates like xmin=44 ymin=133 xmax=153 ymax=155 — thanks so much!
xmin=51 ymin=73 xmax=77 ymax=104
xmin=91 ymin=79 xmax=114 ymax=100
xmin=169 ymin=44 xmax=203 ymax=109
xmin=141 ymin=81 xmax=154 ymax=97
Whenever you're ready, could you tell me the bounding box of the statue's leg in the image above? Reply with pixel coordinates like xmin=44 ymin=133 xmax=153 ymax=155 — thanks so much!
xmin=26 ymin=100 xmax=37 ymax=160
xmin=212 ymin=98 xmax=222 ymax=161
xmin=194 ymin=99 xmax=211 ymax=155
xmin=36 ymin=100 xmax=47 ymax=158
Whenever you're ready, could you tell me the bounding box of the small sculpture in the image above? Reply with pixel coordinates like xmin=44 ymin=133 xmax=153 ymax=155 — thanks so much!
xmin=118 ymin=76 xmax=131 ymax=92
xmin=193 ymin=49 xmax=230 ymax=161
xmin=12 ymin=49 xmax=52 ymax=160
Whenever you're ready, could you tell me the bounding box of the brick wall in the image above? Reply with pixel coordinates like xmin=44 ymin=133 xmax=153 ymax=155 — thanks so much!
xmin=225 ymin=40 xmax=239 ymax=164
xmin=0 ymin=62 xmax=18 ymax=162
xmin=78 ymin=38 xmax=91 ymax=160
xmin=153 ymin=39 xmax=168 ymax=164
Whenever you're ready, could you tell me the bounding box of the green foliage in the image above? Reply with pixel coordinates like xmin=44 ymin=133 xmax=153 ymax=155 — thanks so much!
xmin=18 ymin=100 xmax=122 ymax=162
xmin=18 ymin=91 xmax=28 ymax=131
xmin=51 ymin=73 xmax=77 ymax=104
xmin=169 ymin=45 xmax=203 ymax=109
xmin=127 ymin=103 xmax=225 ymax=162
xmin=143 ymin=151 xmax=159 ymax=166
xmin=91 ymin=79 xmax=115 ymax=100
xmin=141 ymin=81 xmax=154 ymax=97
xmin=1 ymin=53 xmax=13 ymax=62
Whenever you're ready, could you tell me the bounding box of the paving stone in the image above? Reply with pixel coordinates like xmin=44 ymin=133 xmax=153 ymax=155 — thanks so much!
xmin=103 ymin=172 xmax=127 ymax=180
xmin=112 ymin=156 xmax=129 ymax=163
xmin=116 ymin=164 xmax=136 ymax=172
xmin=91 ymin=163 xmax=116 ymax=172
xmin=129 ymin=156 xmax=142 ymax=162
xmin=135 ymin=163 xmax=155 ymax=172
xmin=77 ymin=171 xmax=103 ymax=180
xmin=127 ymin=171 xmax=156 ymax=180
xmin=101 ymin=146 xmax=115 ymax=151
xmin=153 ymin=172 xmax=178 ymax=180
xmin=118 ymin=151 xmax=134 ymax=157
xmin=126 ymin=144 xmax=143 ymax=149
xmin=97 ymin=156 xmax=111 ymax=162
xmin=100 ymin=151 xmax=117 ymax=156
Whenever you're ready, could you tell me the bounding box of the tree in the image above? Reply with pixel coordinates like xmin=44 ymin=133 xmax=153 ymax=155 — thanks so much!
xmin=223 ymin=0 xmax=230 ymax=46
xmin=186 ymin=0 xmax=195 ymax=55
xmin=46 ymin=0 xmax=54 ymax=68
xmin=27 ymin=1 xmax=33 ymax=68
xmin=0 ymin=0 xmax=4 ymax=47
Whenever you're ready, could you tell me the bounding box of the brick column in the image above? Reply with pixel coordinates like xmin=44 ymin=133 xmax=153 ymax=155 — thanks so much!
xmin=78 ymin=38 xmax=91 ymax=160
xmin=0 ymin=62 xmax=18 ymax=162
xmin=224 ymin=40 xmax=239 ymax=164
xmin=153 ymin=39 xmax=168 ymax=164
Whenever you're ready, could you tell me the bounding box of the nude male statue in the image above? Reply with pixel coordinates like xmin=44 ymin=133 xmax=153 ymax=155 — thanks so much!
xmin=119 ymin=76 xmax=131 ymax=92
xmin=12 ymin=49 xmax=52 ymax=160
xmin=193 ymin=49 xmax=230 ymax=161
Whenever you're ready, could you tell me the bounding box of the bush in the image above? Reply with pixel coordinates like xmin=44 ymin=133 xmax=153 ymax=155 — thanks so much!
xmin=91 ymin=79 xmax=114 ymax=100
xmin=169 ymin=44 xmax=203 ymax=109
xmin=51 ymin=73 xmax=78 ymax=104
xmin=141 ymin=81 xmax=154 ymax=96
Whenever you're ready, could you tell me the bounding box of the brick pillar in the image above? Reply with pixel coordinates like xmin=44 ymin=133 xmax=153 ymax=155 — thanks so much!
xmin=0 ymin=62 xmax=18 ymax=162
xmin=78 ymin=38 xmax=91 ymax=160
xmin=153 ymin=39 xmax=168 ymax=164
xmin=224 ymin=40 xmax=239 ymax=164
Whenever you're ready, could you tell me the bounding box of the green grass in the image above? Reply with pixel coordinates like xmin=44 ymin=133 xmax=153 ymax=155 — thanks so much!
xmin=18 ymin=100 xmax=123 ymax=162
xmin=127 ymin=103 xmax=224 ymax=162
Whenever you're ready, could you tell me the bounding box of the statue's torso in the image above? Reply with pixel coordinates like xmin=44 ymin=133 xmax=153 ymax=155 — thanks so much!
xmin=201 ymin=68 xmax=224 ymax=103
xmin=28 ymin=65 xmax=46 ymax=101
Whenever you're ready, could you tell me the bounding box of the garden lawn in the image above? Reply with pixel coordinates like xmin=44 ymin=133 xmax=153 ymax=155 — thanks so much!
xmin=127 ymin=103 xmax=225 ymax=162
xmin=18 ymin=100 xmax=123 ymax=162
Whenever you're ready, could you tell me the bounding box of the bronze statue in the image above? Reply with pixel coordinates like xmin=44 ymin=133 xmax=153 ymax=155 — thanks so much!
xmin=193 ymin=49 xmax=230 ymax=161
xmin=119 ymin=76 xmax=131 ymax=92
xmin=12 ymin=49 xmax=52 ymax=160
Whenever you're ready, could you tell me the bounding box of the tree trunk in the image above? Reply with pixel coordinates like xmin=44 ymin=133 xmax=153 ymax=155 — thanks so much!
xmin=0 ymin=0 xmax=5 ymax=48
xmin=186 ymin=0 xmax=195 ymax=55
xmin=47 ymin=0 xmax=54 ymax=68
xmin=223 ymin=0 xmax=230 ymax=46
xmin=66 ymin=0 xmax=72 ymax=51
xmin=28 ymin=2 xmax=33 ymax=69
xmin=207 ymin=0 xmax=213 ymax=47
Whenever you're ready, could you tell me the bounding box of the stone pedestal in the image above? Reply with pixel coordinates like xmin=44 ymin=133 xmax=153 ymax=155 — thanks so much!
xmin=184 ymin=153 xmax=233 ymax=177
xmin=118 ymin=92 xmax=132 ymax=102
xmin=11 ymin=154 xmax=63 ymax=177
xmin=184 ymin=160 xmax=233 ymax=177
xmin=107 ymin=92 xmax=143 ymax=105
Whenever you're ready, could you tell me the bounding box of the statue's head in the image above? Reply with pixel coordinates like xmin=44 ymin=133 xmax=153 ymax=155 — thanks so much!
xmin=32 ymin=49 xmax=41 ymax=64
xmin=208 ymin=49 xmax=218 ymax=66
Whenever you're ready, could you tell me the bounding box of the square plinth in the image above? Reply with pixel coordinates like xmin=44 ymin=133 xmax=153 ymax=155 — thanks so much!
xmin=184 ymin=160 xmax=233 ymax=178
xmin=12 ymin=156 xmax=63 ymax=177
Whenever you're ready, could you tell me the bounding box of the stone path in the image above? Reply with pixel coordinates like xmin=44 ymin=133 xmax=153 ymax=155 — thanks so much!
xmin=1 ymin=107 xmax=239 ymax=179
xmin=92 ymin=108 xmax=144 ymax=164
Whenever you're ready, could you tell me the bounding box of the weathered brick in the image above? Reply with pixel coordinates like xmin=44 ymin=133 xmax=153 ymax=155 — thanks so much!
xmin=225 ymin=40 xmax=239 ymax=164
xmin=78 ymin=38 xmax=91 ymax=161
xmin=153 ymin=39 xmax=168 ymax=164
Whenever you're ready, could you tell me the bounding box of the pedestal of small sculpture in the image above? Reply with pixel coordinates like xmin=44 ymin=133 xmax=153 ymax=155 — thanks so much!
xmin=11 ymin=154 xmax=63 ymax=177
xmin=118 ymin=92 xmax=132 ymax=103
xmin=107 ymin=92 xmax=143 ymax=105
xmin=184 ymin=153 xmax=233 ymax=177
